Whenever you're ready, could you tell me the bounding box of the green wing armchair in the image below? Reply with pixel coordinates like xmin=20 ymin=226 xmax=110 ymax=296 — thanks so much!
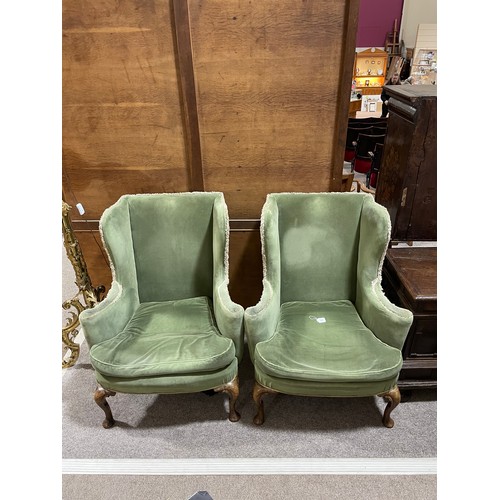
xmin=79 ymin=192 xmax=244 ymax=428
xmin=244 ymin=193 xmax=413 ymax=428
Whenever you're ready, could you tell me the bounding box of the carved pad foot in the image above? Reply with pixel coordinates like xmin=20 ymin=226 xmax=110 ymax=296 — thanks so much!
xmin=252 ymin=381 xmax=278 ymax=425
xmin=94 ymin=387 xmax=116 ymax=429
xmin=379 ymin=385 xmax=401 ymax=428
xmin=214 ymin=376 xmax=241 ymax=422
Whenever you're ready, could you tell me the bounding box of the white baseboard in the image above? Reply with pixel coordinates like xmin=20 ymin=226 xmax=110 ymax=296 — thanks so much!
xmin=62 ymin=458 xmax=436 ymax=475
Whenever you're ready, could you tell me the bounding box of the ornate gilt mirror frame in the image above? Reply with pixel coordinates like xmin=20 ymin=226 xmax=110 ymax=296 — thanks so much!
xmin=62 ymin=201 xmax=105 ymax=368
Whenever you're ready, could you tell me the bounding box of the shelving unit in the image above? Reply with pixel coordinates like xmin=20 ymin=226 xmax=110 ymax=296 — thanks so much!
xmin=409 ymin=24 xmax=437 ymax=85
xmin=353 ymin=48 xmax=388 ymax=92
xmin=410 ymin=49 xmax=437 ymax=85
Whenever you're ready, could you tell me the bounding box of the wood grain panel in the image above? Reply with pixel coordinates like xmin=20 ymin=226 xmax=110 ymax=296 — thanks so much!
xmin=63 ymin=0 xmax=189 ymax=220
xmin=205 ymin=165 xmax=332 ymax=219
xmin=62 ymin=33 xmax=179 ymax=105
xmin=172 ymin=0 xmax=205 ymax=191
xmin=228 ymin=230 xmax=263 ymax=308
xmin=189 ymin=0 xmax=354 ymax=218
xmin=189 ymin=0 xmax=345 ymax=60
xmin=63 ymin=104 xmax=186 ymax=169
xmin=63 ymin=165 xmax=190 ymax=218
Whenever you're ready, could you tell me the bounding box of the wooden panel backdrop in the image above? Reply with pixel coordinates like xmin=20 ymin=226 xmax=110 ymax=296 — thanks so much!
xmin=62 ymin=0 xmax=359 ymax=307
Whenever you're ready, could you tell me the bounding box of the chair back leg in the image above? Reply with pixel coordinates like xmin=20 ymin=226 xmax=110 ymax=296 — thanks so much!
xmin=94 ymin=386 xmax=116 ymax=429
xmin=214 ymin=376 xmax=241 ymax=422
xmin=379 ymin=385 xmax=401 ymax=428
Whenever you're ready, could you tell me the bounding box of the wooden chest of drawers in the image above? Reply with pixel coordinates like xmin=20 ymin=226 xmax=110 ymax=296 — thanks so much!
xmin=382 ymin=247 xmax=437 ymax=390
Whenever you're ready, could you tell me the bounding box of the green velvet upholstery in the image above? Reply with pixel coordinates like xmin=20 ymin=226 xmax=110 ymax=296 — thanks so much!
xmin=245 ymin=193 xmax=413 ymax=423
xmin=79 ymin=192 xmax=244 ymax=424
xmin=95 ymin=359 xmax=239 ymax=395
xmin=255 ymin=300 xmax=402 ymax=382
xmin=90 ymin=297 xmax=235 ymax=378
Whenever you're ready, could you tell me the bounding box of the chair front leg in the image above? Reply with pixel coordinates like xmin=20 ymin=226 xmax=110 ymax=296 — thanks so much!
xmin=252 ymin=381 xmax=278 ymax=425
xmin=94 ymin=386 xmax=116 ymax=429
xmin=214 ymin=376 xmax=241 ymax=422
xmin=379 ymin=385 xmax=401 ymax=428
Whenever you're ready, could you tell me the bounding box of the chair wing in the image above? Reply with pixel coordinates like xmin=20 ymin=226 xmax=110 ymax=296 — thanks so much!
xmin=212 ymin=193 xmax=245 ymax=360
xmin=244 ymin=195 xmax=282 ymax=360
xmin=80 ymin=195 xmax=139 ymax=348
xmin=356 ymin=196 xmax=413 ymax=350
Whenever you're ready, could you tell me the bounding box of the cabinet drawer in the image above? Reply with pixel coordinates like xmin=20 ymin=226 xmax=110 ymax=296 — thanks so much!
xmin=407 ymin=317 xmax=437 ymax=358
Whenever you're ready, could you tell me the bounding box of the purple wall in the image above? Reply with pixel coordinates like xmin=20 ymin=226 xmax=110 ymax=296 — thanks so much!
xmin=356 ymin=0 xmax=404 ymax=48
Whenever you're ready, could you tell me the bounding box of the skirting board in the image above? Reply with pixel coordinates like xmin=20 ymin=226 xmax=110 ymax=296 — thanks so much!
xmin=62 ymin=458 xmax=436 ymax=475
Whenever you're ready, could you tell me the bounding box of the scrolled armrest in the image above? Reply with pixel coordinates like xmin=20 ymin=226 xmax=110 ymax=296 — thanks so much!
xmin=356 ymin=279 xmax=413 ymax=350
xmin=79 ymin=283 xmax=139 ymax=348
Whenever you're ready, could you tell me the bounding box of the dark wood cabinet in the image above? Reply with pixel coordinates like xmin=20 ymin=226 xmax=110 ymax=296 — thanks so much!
xmin=382 ymin=247 xmax=437 ymax=390
xmin=375 ymin=85 xmax=437 ymax=242
xmin=375 ymin=84 xmax=437 ymax=391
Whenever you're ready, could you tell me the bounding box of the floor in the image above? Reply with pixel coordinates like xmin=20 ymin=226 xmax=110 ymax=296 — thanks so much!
xmin=343 ymin=160 xmax=372 ymax=189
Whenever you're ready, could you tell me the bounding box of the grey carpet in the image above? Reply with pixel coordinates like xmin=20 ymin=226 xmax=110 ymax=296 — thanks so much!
xmin=62 ymin=474 xmax=437 ymax=500
xmin=62 ymin=341 xmax=436 ymax=459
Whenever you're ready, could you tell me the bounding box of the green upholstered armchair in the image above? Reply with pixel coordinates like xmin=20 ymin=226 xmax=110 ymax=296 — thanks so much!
xmin=244 ymin=193 xmax=413 ymax=428
xmin=79 ymin=192 xmax=244 ymax=428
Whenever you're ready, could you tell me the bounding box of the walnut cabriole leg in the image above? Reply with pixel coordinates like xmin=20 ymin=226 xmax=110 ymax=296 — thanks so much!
xmin=252 ymin=381 xmax=278 ymax=426
xmin=214 ymin=376 xmax=241 ymax=422
xmin=379 ymin=385 xmax=401 ymax=428
xmin=94 ymin=386 xmax=116 ymax=429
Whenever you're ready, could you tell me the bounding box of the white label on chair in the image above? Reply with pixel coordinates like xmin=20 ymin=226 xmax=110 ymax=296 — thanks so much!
xmin=309 ymin=315 xmax=326 ymax=323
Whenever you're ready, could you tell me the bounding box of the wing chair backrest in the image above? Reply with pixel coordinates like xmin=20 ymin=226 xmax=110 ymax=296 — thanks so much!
xmin=101 ymin=192 xmax=222 ymax=303
xmin=265 ymin=193 xmax=369 ymax=303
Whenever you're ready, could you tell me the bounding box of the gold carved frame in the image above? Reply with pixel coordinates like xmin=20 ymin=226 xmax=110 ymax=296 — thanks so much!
xmin=62 ymin=201 xmax=105 ymax=368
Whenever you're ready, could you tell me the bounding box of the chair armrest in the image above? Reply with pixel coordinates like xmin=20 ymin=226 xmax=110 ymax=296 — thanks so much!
xmin=356 ymin=279 xmax=413 ymax=350
xmin=79 ymin=283 xmax=139 ymax=348
xmin=244 ymin=279 xmax=281 ymax=361
xmin=213 ymin=279 xmax=245 ymax=361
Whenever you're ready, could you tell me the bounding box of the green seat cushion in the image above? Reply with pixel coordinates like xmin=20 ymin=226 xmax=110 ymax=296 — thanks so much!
xmin=254 ymin=300 xmax=402 ymax=383
xmin=90 ymin=297 xmax=235 ymax=378
xmin=95 ymin=359 xmax=239 ymax=395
